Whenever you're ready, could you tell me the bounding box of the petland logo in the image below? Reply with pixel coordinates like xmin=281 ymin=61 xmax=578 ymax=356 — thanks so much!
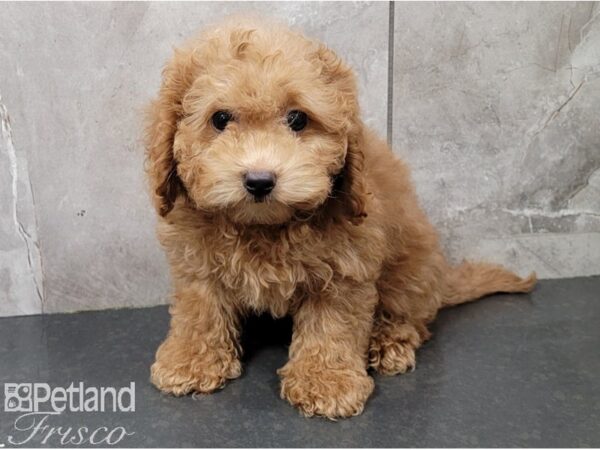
xmin=2 ymin=382 xmax=136 ymax=446
xmin=4 ymin=382 xmax=135 ymax=413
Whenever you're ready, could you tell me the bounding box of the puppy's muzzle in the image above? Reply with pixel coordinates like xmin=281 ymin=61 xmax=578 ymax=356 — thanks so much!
xmin=243 ymin=171 xmax=276 ymax=201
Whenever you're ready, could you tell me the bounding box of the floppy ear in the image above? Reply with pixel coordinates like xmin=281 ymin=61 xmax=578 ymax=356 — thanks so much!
xmin=327 ymin=127 xmax=368 ymax=225
xmin=313 ymin=44 xmax=368 ymax=224
xmin=340 ymin=128 xmax=368 ymax=224
xmin=145 ymin=48 xmax=199 ymax=217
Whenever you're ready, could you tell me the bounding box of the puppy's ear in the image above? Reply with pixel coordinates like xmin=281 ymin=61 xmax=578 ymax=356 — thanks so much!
xmin=341 ymin=130 xmax=368 ymax=224
xmin=145 ymin=48 xmax=199 ymax=217
xmin=313 ymin=44 xmax=368 ymax=224
xmin=327 ymin=129 xmax=368 ymax=225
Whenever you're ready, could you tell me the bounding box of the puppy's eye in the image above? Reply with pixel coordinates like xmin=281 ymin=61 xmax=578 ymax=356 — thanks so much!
xmin=286 ymin=110 xmax=308 ymax=132
xmin=211 ymin=110 xmax=233 ymax=131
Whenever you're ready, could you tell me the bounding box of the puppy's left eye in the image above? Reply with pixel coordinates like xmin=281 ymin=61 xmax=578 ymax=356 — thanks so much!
xmin=286 ymin=110 xmax=308 ymax=132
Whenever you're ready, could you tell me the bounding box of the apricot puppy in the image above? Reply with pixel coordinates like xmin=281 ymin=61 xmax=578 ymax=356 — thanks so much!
xmin=146 ymin=18 xmax=536 ymax=419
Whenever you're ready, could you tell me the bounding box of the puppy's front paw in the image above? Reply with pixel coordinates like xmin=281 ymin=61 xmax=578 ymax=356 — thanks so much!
xmin=278 ymin=362 xmax=374 ymax=419
xmin=150 ymin=339 xmax=241 ymax=396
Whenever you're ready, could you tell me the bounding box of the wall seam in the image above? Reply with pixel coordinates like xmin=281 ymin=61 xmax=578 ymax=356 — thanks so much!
xmin=387 ymin=0 xmax=395 ymax=146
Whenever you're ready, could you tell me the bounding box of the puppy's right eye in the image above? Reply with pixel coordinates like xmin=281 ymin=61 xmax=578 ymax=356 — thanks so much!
xmin=211 ymin=110 xmax=233 ymax=131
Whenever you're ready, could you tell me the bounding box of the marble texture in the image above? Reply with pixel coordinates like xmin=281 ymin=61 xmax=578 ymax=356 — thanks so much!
xmin=1 ymin=2 xmax=599 ymax=316
xmin=392 ymin=2 xmax=600 ymax=279
xmin=0 ymin=96 xmax=44 ymax=315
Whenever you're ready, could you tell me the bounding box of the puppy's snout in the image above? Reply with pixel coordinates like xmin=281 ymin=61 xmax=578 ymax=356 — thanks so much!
xmin=243 ymin=171 xmax=276 ymax=199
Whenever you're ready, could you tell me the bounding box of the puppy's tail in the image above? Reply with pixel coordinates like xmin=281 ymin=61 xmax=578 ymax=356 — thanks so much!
xmin=442 ymin=261 xmax=537 ymax=308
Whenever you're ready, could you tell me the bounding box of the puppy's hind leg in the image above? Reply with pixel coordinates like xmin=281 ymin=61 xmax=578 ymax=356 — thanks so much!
xmin=369 ymin=267 xmax=440 ymax=375
xmin=369 ymin=310 xmax=430 ymax=375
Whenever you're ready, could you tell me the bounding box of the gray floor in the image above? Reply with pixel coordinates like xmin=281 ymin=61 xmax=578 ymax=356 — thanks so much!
xmin=0 ymin=277 xmax=599 ymax=447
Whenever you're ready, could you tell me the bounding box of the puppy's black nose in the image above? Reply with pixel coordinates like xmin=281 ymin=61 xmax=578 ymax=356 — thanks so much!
xmin=244 ymin=171 xmax=276 ymax=198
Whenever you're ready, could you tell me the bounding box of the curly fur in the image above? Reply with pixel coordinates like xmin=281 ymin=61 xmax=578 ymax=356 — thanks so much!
xmin=145 ymin=17 xmax=537 ymax=419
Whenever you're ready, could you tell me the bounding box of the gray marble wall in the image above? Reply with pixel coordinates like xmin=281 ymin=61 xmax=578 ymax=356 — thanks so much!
xmin=1 ymin=2 xmax=598 ymax=316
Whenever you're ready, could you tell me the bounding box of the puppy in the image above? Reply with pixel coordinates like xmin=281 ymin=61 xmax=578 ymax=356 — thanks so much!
xmin=145 ymin=17 xmax=536 ymax=419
